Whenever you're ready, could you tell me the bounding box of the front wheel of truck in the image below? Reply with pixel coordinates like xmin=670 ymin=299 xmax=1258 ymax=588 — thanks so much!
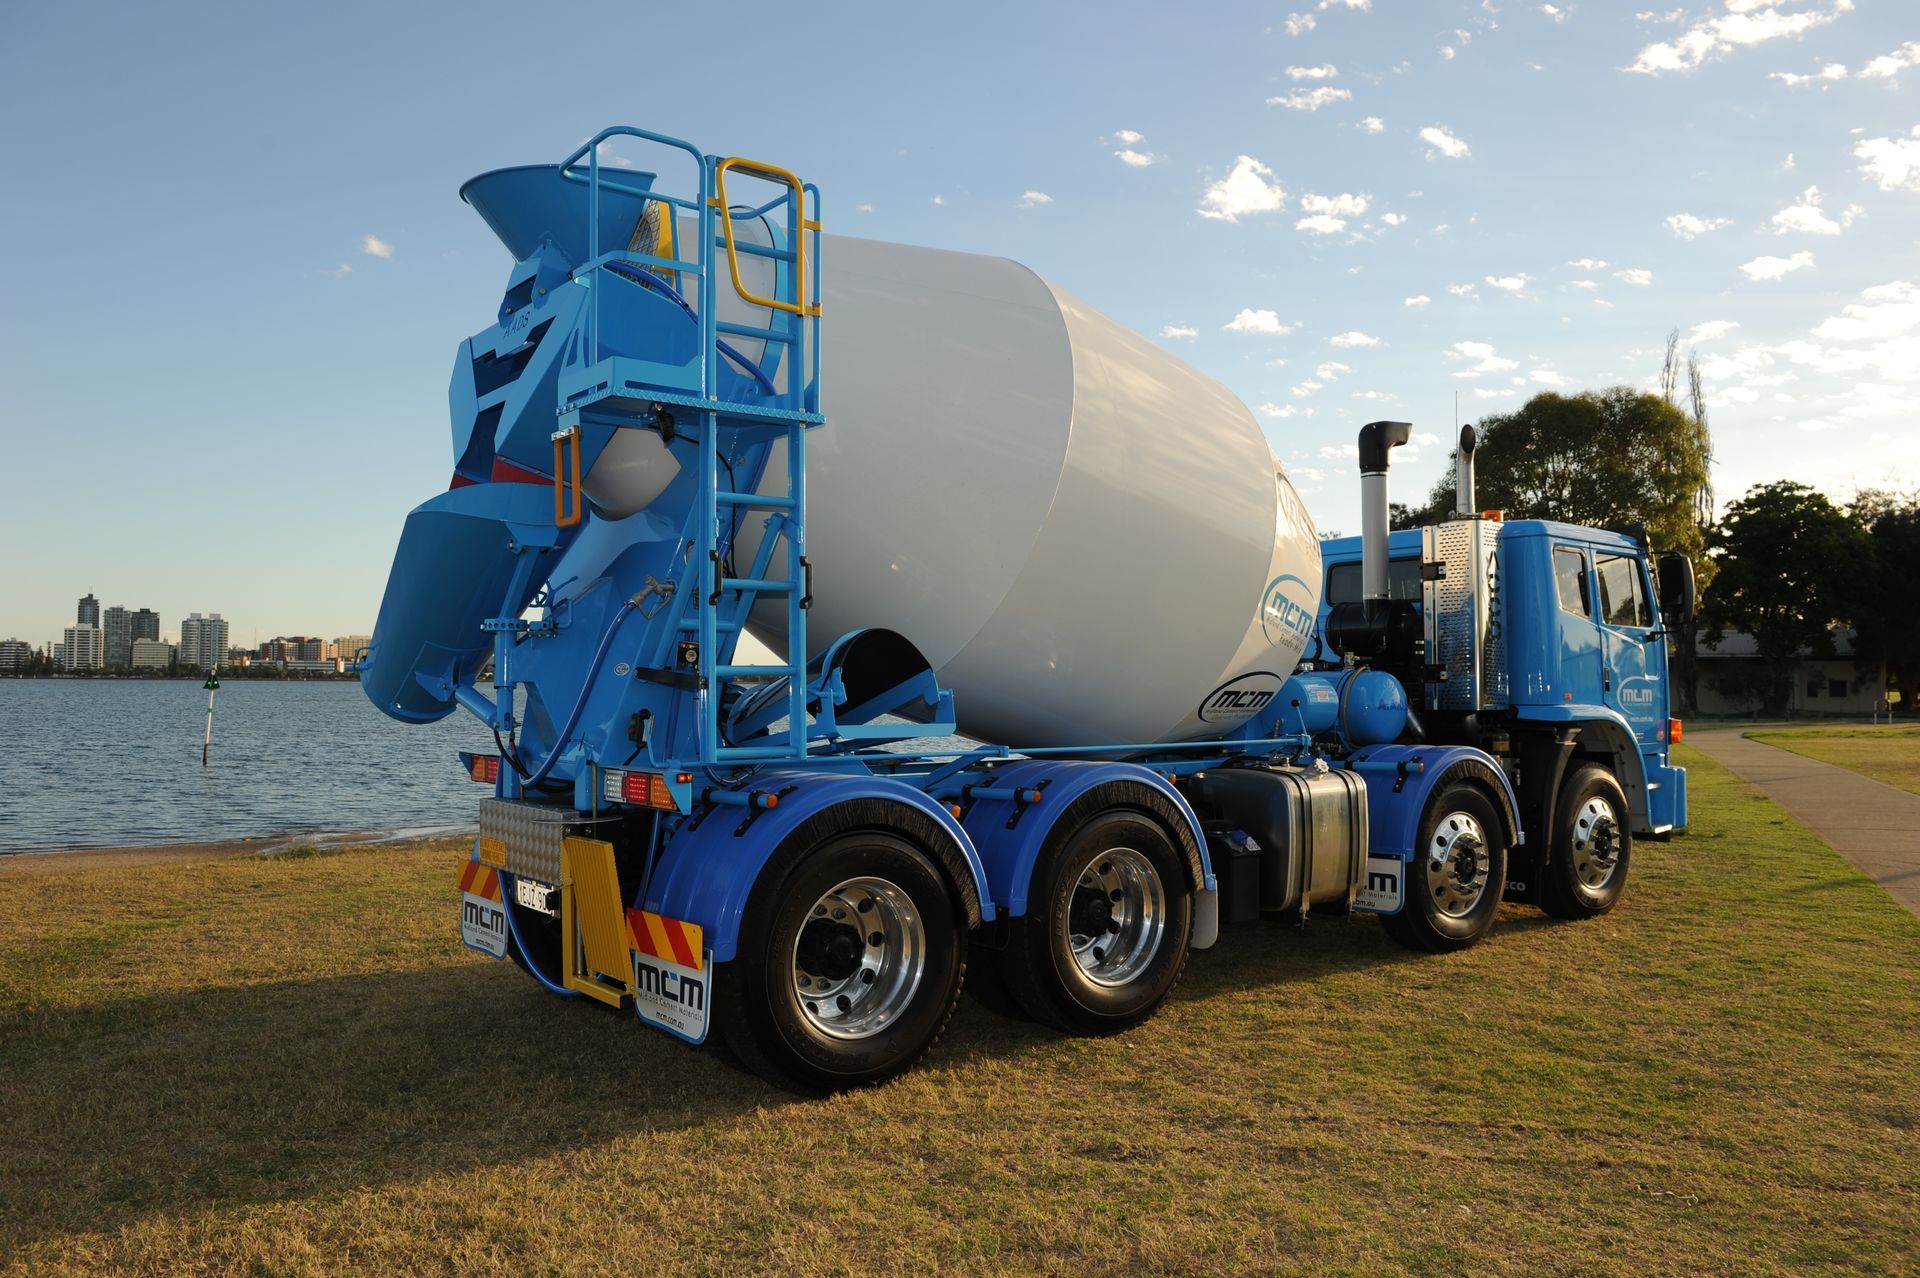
xmin=716 ymin=828 xmax=967 ymax=1095
xmin=1539 ymin=764 xmax=1632 ymax=919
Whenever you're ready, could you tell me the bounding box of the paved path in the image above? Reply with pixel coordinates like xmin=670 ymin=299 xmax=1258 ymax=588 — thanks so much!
xmin=1688 ymin=728 xmax=1920 ymax=916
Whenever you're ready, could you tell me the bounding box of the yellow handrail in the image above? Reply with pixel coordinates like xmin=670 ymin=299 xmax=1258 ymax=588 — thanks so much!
xmin=711 ymin=155 xmax=822 ymax=317
xmin=553 ymin=426 xmax=583 ymax=528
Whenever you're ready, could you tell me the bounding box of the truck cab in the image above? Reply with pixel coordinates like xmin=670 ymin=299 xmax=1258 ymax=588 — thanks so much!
xmin=1314 ymin=514 xmax=1689 ymax=906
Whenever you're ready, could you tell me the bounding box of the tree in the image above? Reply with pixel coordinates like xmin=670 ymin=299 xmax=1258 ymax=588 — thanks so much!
xmin=1847 ymin=489 xmax=1920 ymax=714
xmin=1700 ymin=481 xmax=1869 ymax=715
xmin=1418 ymin=388 xmax=1713 ymax=563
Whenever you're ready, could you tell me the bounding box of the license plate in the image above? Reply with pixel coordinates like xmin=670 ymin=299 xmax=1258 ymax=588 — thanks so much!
xmin=515 ymin=877 xmax=557 ymax=915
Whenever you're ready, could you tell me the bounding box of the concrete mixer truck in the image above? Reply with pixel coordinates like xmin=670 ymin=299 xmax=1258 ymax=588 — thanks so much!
xmin=365 ymin=126 xmax=1692 ymax=1093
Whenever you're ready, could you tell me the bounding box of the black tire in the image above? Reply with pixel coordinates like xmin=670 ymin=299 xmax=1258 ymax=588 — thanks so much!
xmin=1539 ymin=764 xmax=1632 ymax=919
xmin=998 ymin=809 xmax=1193 ymax=1036
xmin=716 ymin=829 xmax=966 ymax=1094
xmin=1381 ymin=782 xmax=1509 ymax=954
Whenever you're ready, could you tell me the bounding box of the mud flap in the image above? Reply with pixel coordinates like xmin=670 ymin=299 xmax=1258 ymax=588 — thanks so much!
xmin=459 ymin=860 xmax=509 ymax=958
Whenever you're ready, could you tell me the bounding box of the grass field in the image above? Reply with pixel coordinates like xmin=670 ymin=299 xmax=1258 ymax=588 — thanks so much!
xmin=1746 ymin=723 xmax=1920 ymax=797
xmin=3 ymin=745 xmax=1918 ymax=1276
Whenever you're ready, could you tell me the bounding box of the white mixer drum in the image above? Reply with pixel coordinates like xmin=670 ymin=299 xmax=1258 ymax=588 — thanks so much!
xmin=718 ymin=235 xmax=1323 ymax=747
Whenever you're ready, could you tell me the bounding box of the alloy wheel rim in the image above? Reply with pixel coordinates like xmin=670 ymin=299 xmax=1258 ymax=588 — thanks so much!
xmin=792 ymin=875 xmax=926 ymax=1040
xmin=1426 ymin=812 xmax=1491 ymax=918
xmin=1570 ymin=796 xmax=1622 ymax=889
xmin=1065 ymin=846 xmax=1167 ymax=988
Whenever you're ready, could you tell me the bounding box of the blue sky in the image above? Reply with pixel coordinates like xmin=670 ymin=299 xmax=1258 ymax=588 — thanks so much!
xmin=1 ymin=0 xmax=1914 ymax=649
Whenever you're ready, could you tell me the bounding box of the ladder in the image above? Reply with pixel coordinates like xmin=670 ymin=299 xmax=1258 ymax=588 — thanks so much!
xmin=552 ymin=127 xmax=824 ymax=768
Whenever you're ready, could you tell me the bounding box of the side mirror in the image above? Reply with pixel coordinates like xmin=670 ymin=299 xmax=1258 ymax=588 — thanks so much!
xmin=1656 ymin=552 xmax=1695 ymax=627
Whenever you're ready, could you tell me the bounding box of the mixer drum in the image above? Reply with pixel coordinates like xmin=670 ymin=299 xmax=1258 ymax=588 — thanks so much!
xmin=608 ymin=235 xmax=1322 ymax=747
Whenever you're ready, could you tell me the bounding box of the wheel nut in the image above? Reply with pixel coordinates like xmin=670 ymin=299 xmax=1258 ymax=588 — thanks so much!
xmin=832 ymin=907 xmax=846 ymax=920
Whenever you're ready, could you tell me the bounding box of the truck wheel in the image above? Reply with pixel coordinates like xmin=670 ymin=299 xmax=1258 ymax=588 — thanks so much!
xmin=999 ymin=810 xmax=1192 ymax=1035
xmin=1382 ymin=783 xmax=1509 ymax=954
xmin=1540 ymin=764 xmax=1631 ymax=920
xmin=717 ymin=830 xmax=966 ymax=1094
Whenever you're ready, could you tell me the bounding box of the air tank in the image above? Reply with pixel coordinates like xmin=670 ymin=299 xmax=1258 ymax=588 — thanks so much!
xmin=590 ymin=235 xmax=1323 ymax=748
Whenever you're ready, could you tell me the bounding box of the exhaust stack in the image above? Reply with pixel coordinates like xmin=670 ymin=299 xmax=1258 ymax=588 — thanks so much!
xmin=1455 ymin=424 xmax=1479 ymax=518
xmin=1357 ymin=421 xmax=1413 ymax=608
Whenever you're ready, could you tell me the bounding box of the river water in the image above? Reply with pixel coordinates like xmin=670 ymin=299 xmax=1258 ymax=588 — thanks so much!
xmin=0 ymin=680 xmax=498 ymax=854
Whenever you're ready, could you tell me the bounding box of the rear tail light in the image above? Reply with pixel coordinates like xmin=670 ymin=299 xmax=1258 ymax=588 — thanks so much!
xmin=602 ymin=768 xmax=681 ymax=812
xmin=1669 ymin=718 xmax=1683 ymax=744
xmin=461 ymin=752 xmax=500 ymax=784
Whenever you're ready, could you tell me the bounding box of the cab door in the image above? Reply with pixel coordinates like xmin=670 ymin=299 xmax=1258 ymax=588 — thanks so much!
xmin=1594 ymin=551 xmax=1663 ymax=745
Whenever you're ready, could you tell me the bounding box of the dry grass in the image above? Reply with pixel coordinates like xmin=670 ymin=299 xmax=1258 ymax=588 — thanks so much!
xmin=1747 ymin=723 xmax=1920 ymax=796
xmin=3 ymin=746 xmax=1917 ymax=1276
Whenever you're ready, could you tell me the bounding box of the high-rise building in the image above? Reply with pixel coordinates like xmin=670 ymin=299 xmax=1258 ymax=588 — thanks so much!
xmin=131 ymin=608 xmax=161 ymax=643
xmin=0 ymin=639 xmax=31 ymax=671
xmin=130 ymin=638 xmax=174 ymax=670
xmin=77 ymin=593 xmax=99 ymax=627
xmin=62 ymin=624 xmax=103 ymax=671
xmin=334 ymin=634 xmax=372 ymax=665
xmin=103 ymin=606 xmax=133 ymax=669
xmin=178 ymin=613 xmax=230 ymax=671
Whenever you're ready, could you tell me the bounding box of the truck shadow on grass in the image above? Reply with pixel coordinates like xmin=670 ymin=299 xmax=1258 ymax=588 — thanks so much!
xmin=0 ymin=910 xmax=1479 ymax=1249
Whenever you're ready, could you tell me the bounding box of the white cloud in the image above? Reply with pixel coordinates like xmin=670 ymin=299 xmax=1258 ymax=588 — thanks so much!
xmin=1614 ymin=267 xmax=1654 ymax=286
xmin=1689 ymin=319 xmax=1740 ymax=342
xmin=1302 ymin=192 xmax=1370 ymax=216
xmin=1223 ymin=308 xmax=1293 ymax=334
xmin=1769 ymin=185 xmax=1861 ymax=235
xmin=328 ymin=263 xmax=352 ymax=279
xmin=1855 ymin=127 xmax=1920 ymax=192
xmin=1292 ymin=380 xmax=1324 ymax=398
xmin=361 ymin=234 xmax=393 ymax=258
xmin=1419 ymin=125 xmax=1471 ymax=158
xmin=1315 ymin=361 xmax=1353 ymax=380
xmin=1740 ymin=251 xmax=1815 ymax=281
xmin=1258 ymin=402 xmax=1298 ymax=418
xmin=1770 ymin=62 xmax=1848 ymax=85
xmin=855 ymin=203 xmax=875 ymax=213
xmin=1857 ymin=40 xmax=1920 ymax=79
xmin=1269 ymin=86 xmax=1354 ymax=111
xmin=1474 ymin=387 xmax=1518 ymax=398
xmin=1567 ymin=257 xmax=1608 ymax=270
xmin=1291 ymin=464 xmax=1326 ymax=482
xmin=1783 ymin=152 xmax=1796 ymax=171
xmin=1330 ymin=330 xmax=1380 ymax=348
xmin=1569 ymin=279 xmax=1599 ymax=290
xmin=1542 ymin=3 xmax=1569 ymax=22
xmin=1287 ymin=64 xmax=1340 ymax=79
xmin=1112 ymin=129 xmax=1144 ymax=144
xmin=1405 ymin=294 xmax=1432 ymax=308
xmin=1379 ymin=211 xmax=1406 ymax=226
xmin=932 ymin=194 xmax=945 ymax=206
xmin=1160 ymin=324 xmax=1199 ymax=339
xmin=1359 ymin=116 xmax=1386 ymax=134
xmin=1530 ymin=368 xmax=1571 ymax=386
xmin=1448 ymin=282 xmax=1479 ymax=298
xmin=1018 ymin=190 xmax=1053 ymax=208
xmin=1198 ymin=156 xmax=1287 ymax=221
xmin=1285 ymin=12 xmax=1316 ymax=35
xmin=1666 ymin=212 xmax=1732 ymax=239
xmin=1292 ymin=215 xmax=1339 ymax=235
xmin=1320 ymin=0 xmax=1369 ymax=8
xmin=1485 ymin=273 xmax=1530 ymax=294
xmin=1441 ymin=45 xmax=1458 ymax=60
xmin=1114 ymin=149 xmax=1156 ymax=167
xmin=1448 ymin=340 xmax=1520 ymax=377
xmin=1627 ymin=0 xmax=1857 ymax=76
xmin=1811 ymin=281 xmax=1920 ymax=342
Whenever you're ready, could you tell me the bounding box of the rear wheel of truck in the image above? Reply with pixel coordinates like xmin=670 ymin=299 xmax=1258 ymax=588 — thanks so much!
xmin=1539 ymin=764 xmax=1631 ymax=920
xmin=1382 ymin=782 xmax=1509 ymax=954
xmin=999 ymin=808 xmax=1192 ymax=1035
xmin=717 ymin=829 xmax=966 ymax=1094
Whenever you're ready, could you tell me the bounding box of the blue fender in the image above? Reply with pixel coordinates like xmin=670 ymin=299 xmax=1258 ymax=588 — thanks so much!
xmin=1344 ymin=743 xmax=1523 ymax=863
xmin=645 ymin=770 xmax=994 ymax=963
xmin=957 ymin=759 xmax=1213 ymax=918
xmin=1511 ymin=704 xmax=1667 ymax=832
